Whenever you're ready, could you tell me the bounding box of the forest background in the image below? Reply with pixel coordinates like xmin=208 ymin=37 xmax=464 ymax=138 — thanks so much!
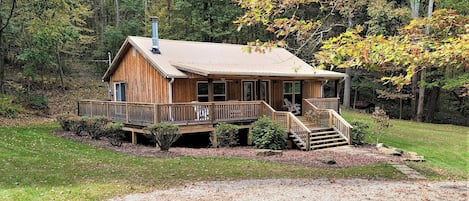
xmin=0 ymin=0 xmax=467 ymax=126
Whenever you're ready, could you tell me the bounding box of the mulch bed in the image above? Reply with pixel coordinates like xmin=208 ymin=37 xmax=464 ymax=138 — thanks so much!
xmin=53 ymin=130 xmax=400 ymax=168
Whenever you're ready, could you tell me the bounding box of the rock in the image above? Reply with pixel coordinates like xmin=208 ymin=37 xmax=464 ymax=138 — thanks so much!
xmin=316 ymin=157 xmax=336 ymax=165
xmin=376 ymin=143 xmax=384 ymax=148
xmin=378 ymin=147 xmax=403 ymax=156
xmin=255 ymin=149 xmax=283 ymax=157
xmin=402 ymin=152 xmax=426 ymax=162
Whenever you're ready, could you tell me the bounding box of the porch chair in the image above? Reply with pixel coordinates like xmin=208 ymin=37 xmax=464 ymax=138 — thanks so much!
xmin=283 ymin=98 xmax=301 ymax=115
xmin=194 ymin=104 xmax=210 ymax=121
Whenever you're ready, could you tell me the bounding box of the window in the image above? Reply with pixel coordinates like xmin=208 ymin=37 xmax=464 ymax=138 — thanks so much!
xmin=197 ymin=81 xmax=226 ymax=102
xmin=283 ymin=81 xmax=301 ymax=106
xmin=114 ymin=82 xmax=126 ymax=101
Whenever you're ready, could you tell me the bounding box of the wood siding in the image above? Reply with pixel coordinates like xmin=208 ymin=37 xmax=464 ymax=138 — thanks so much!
xmin=271 ymin=81 xmax=284 ymax=110
xmin=227 ymin=80 xmax=241 ymax=101
xmin=109 ymin=46 xmax=323 ymax=105
xmin=173 ymin=79 xmax=196 ymax=102
xmin=111 ymin=47 xmax=169 ymax=103
xmin=303 ymin=80 xmax=322 ymax=98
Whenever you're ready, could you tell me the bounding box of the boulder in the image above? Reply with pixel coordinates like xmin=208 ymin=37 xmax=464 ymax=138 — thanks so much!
xmin=378 ymin=146 xmax=403 ymax=156
xmin=402 ymin=152 xmax=426 ymax=162
xmin=316 ymin=157 xmax=336 ymax=165
xmin=256 ymin=149 xmax=283 ymax=157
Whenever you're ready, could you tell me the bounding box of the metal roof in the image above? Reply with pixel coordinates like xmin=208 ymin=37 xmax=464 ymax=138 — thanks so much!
xmin=103 ymin=36 xmax=345 ymax=81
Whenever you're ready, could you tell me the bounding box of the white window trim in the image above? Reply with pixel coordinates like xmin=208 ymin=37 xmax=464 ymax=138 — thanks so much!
xmin=114 ymin=82 xmax=126 ymax=102
xmin=196 ymin=81 xmax=227 ymax=101
xmin=283 ymin=81 xmax=301 ymax=105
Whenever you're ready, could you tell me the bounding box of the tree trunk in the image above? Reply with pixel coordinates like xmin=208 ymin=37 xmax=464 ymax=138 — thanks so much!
xmin=115 ymin=0 xmax=120 ymax=27
xmin=416 ymin=0 xmax=434 ymax=122
xmin=416 ymin=68 xmax=426 ymax=122
xmin=425 ymin=87 xmax=440 ymax=122
xmin=410 ymin=0 xmax=420 ymax=18
xmin=0 ymin=35 xmax=4 ymax=94
xmin=56 ymin=47 xmax=65 ymax=92
xmin=343 ymin=67 xmax=351 ymax=108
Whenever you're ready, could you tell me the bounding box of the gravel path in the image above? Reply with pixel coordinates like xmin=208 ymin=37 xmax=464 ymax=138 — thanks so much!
xmin=109 ymin=179 xmax=468 ymax=201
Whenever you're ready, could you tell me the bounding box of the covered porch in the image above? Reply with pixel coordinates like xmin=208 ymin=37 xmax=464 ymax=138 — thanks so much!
xmin=78 ymin=98 xmax=351 ymax=151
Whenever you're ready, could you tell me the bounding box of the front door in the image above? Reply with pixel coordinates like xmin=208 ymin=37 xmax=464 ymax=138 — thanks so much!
xmin=242 ymin=81 xmax=255 ymax=101
xmin=242 ymin=80 xmax=270 ymax=103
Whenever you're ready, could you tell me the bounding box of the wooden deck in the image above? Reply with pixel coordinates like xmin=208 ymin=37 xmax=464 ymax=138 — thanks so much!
xmin=78 ymin=99 xmax=352 ymax=150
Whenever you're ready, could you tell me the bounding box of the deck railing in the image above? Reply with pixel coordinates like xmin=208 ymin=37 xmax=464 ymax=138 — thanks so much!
xmin=303 ymin=99 xmax=353 ymax=144
xmin=78 ymin=99 xmax=349 ymax=149
xmin=305 ymin=97 xmax=340 ymax=113
xmin=78 ymin=100 xmax=262 ymax=126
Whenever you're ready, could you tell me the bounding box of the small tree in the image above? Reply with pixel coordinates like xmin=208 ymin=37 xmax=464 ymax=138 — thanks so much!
xmin=350 ymin=121 xmax=369 ymax=145
xmin=251 ymin=116 xmax=286 ymax=150
xmin=213 ymin=123 xmax=240 ymax=147
xmin=144 ymin=123 xmax=180 ymax=151
xmin=371 ymin=107 xmax=391 ymax=144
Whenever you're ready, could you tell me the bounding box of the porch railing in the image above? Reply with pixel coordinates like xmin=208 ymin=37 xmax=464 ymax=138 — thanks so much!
xmin=305 ymin=97 xmax=340 ymax=113
xmin=78 ymin=100 xmax=262 ymax=126
xmin=78 ymin=99 xmax=349 ymax=149
xmin=261 ymin=102 xmax=311 ymax=150
xmin=303 ymin=99 xmax=353 ymax=144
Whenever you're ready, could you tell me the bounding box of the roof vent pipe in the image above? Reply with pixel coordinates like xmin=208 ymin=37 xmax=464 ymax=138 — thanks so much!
xmin=150 ymin=16 xmax=160 ymax=54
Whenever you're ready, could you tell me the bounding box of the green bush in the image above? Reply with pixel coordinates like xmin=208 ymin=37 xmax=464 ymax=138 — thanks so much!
xmin=214 ymin=123 xmax=240 ymax=147
xmin=84 ymin=116 xmax=109 ymax=140
xmin=28 ymin=94 xmax=48 ymax=110
xmin=0 ymin=95 xmax=25 ymax=118
xmin=350 ymin=121 xmax=369 ymax=145
xmin=144 ymin=123 xmax=180 ymax=151
xmin=251 ymin=116 xmax=286 ymax=150
xmin=103 ymin=122 xmax=125 ymax=146
xmin=56 ymin=113 xmax=75 ymax=131
xmin=70 ymin=116 xmax=89 ymax=136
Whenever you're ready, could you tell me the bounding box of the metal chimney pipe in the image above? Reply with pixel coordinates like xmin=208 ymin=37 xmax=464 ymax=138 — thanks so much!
xmin=150 ymin=16 xmax=160 ymax=54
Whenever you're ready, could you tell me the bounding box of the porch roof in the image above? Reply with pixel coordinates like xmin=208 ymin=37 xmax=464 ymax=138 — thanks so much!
xmin=103 ymin=36 xmax=346 ymax=81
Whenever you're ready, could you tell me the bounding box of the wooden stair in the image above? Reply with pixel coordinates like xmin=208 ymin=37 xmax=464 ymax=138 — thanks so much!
xmin=290 ymin=116 xmax=348 ymax=151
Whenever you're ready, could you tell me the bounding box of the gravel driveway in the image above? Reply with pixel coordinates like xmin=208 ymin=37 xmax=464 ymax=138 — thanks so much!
xmin=109 ymin=179 xmax=468 ymax=201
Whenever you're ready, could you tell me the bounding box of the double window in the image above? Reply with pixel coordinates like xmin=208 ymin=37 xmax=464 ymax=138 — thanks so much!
xmin=197 ymin=81 xmax=226 ymax=102
xmin=114 ymin=82 xmax=126 ymax=101
xmin=283 ymin=81 xmax=301 ymax=106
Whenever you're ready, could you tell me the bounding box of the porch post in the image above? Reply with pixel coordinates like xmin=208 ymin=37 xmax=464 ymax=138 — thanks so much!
xmin=208 ymin=78 xmax=214 ymax=102
xmin=335 ymin=80 xmax=339 ymax=98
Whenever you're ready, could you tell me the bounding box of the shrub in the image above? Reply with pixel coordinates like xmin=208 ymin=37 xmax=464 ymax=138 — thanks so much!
xmin=70 ymin=116 xmax=89 ymax=136
xmin=56 ymin=113 xmax=75 ymax=131
xmin=0 ymin=95 xmax=25 ymax=118
xmin=350 ymin=121 xmax=369 ymax=145
xmin=84 ymin=116 xmax=109 ymax=140
xmin=213 ymin=123 xmax=240 ymax=147
xmin=103 ymin=122 xmax=125 ymax=146
xmin=251 ymin=116 xmax=286 ymax=150
xmin=144 ymin=123 xmax=180 ymax=151
xmin=28 ymin=94 xmax=48 ymax=110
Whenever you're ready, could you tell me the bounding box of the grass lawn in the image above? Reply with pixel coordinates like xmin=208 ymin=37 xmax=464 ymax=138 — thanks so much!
xmin=0 ymin=123 xmax=401 ymax=201
xmin=342 ymin=109 xmax=469 ymax=179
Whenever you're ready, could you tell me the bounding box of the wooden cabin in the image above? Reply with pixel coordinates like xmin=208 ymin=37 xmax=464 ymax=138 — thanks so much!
xmin=78 ymin=17 xmax=352 ymax=151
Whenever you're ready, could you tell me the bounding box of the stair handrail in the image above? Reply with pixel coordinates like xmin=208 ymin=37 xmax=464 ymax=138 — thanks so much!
xmin=303 ymin=99 xmax=353 ymax=144
xmin=260 ymin=101 xmax=310 ymax=150
xmin=287 ymin=113 xmax=312 ymax=150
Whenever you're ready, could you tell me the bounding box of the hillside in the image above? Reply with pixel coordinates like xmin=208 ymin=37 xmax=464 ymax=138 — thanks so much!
xmin=0 ymin=63 xmax=108 ymax=126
